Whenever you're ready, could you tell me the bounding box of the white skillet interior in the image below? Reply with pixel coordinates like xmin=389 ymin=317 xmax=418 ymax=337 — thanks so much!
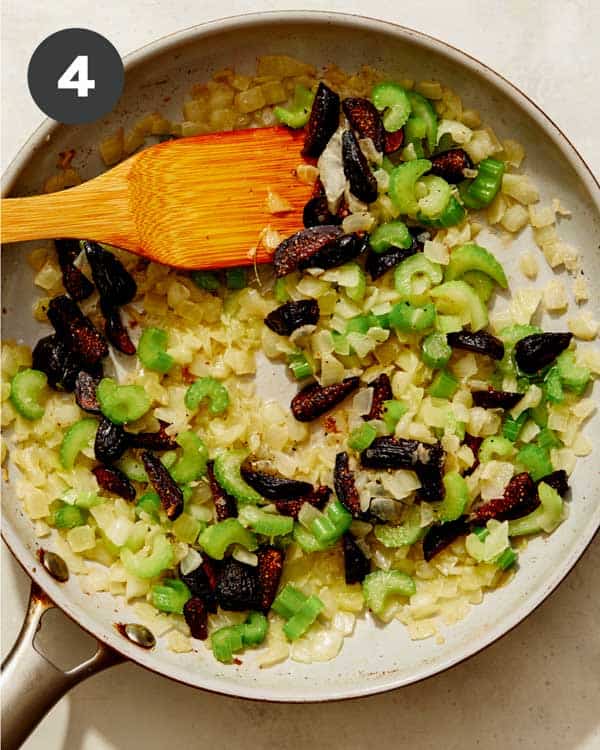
xmin=2 ymin=12 xmax=599 ymax=701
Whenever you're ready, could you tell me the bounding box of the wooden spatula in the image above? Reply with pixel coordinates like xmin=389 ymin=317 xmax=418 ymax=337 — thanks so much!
xmin=1 ymin=126 xmax=314 ymax=269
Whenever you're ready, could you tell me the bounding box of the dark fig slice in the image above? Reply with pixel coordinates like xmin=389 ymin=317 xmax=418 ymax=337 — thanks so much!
xmin=422 ymin=517 xmax=470 ymax=561
xmin=274 ymin=485 xmax=331 ymax=518
xmin=303 ymin=232 xmax=369 ymax=272
xmin=342 ymin=130 xmax=378 ymax=203
xmin=55 ymin=239 xmax=94 ymax=301
xmin=334 ymin=451 xmax=362 ymax=518
xmin=240 ymin=466 xmax=313 ymax=500
xmin=264 ymin=299 xmax=320 ymax=336
xmin=215 ymin=559 xmax=259 ymax=612
xmin=302 ymin=82 xmax=340 ymax=158
xmin=342 ymin=97 xmax=385 ymax=152
xmin=365 ymin=244 xmax=419 ymax=280
xmin=32 ymin=335 xmax=71 ymax=390
xmin=273 ymin=225 xmax=343 ymax=277
xmin=183 ymin=597 xmax=208 ymax=640
xmin=538 ymin=469 xmax=569 ymax=498
xmin=360 ymin=436 xmax=423 ymax=469
xmin=126 ymin=421 xmax=177 ymax=451
xmin=92 ymin=465 xmax=136 ymax=502
xmin=291 ymin=376 xmax=360 ymax=422
xmin=471 ymin=472 xmax=539 ymax=523
xmin=303 ymin=181 xmax=341 ymax=228
xmin=447 ymin=330 xmax=505 ymax=360
xmin=83 ymin=241 xmax=137 ymax=306
xmin=180 ymin=558 xmax=219 ymax=612
xmin=101 ymin=301 xmax=136 ymax=355
xmin=207 ymin=460 xmax=237 ymax=521
xmin=429 ymin=148 xmax=473 ymax=184
xmin=472 ymin=388 xmax=523 ymax=410
xmin=94 ymin=417 xmax=128 ymax=464
xmin=363 ymin=373 xmax=393 ymax=420
xmin=141 ymin=450 xmax=184 ymax=520
xmin=343 ymin=533 xmax=370 ymax=584
xmin=514 ymin=333 xmax=573 ymax=374
xmin=47 ymin=295 xmax=108 ymax=367
xmin=463 ymin=433 xmax=483 ymax=476
xmin=415 ymin=442 xmax=445 ymax=502
xmin=74 ymin=371 xmax=101 ymax=413
xmin=384 ymin=128 xmax=405 ymax=154
xmin=257 ymin=546 xmax=284 ymax=611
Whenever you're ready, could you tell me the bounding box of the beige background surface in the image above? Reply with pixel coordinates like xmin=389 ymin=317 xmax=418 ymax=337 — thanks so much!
xmin=2 ymin=1 xmax=599 ymax=748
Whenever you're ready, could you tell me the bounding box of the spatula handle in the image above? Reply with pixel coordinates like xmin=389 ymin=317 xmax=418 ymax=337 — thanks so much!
xmin=1 ymin=176 xmax=136 ymax=248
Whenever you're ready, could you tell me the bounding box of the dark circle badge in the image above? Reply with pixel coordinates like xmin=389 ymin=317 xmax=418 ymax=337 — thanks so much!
xmin=28 ymin=28 xmax=124 ymax=125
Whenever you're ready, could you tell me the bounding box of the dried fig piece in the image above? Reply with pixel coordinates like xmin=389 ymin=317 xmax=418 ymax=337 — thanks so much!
xmin=538 ymin=469 xmax=569 ymax=497
xmin=240 ymin=466 xmax=313 ymax=500
xmin=127 ymin=421 xmax=177 ymax=451
xmin=274 ymin=225 xmax=343 ymax=277
xmin=264 ymin=299 xmax=320 ymax=336
xmin=471 ymin=472 xmax=539 ymax=523
xmin=74 ymin=371 xmax=101 ymax=413
xmin=291 ymin=376 xmax=360 ymax=422
xmin=183 ymin=597 xmax=208 ymax=640
xmin=343 ymin=533 xmax=370 ymax=584
xmin=384 ymin=128 xmax=405 ymax=154
xmin=101 ymin=301 xmax=136 ymax=355
xmin=55 ymin=239 xmax=94 ymax=301
xmin=180 ymin=558 xmax=219 ymax=612
xmin=215 ymin=559 xmax=259 ymax=612
xmin=429 ymin=148 xmax=473 ymax=184
xmin=360 ymin=436 xmax=423 ymax=470
xmin=342 ymin=130 xmax=378 ymax=203
xmin=463 ymin=433 xmax=483 ymax=476
xmin=342 ymin=97 xmax=385 ymax=152
xmin=514 ymin=333 xmax=573 ymax=374
xmin=207 ymin=460 xmax=237 ymax=521
xmin=274 ymin=485 xmax=331 ymax=518
xmin=363 ymin=373 xmax=393 ymax=420
xmin=305 ymin=232 xmax=369 ymax=272
xmin=415 ymin=442 xmax=445 ymax=502
xmin=141 ymin=450 xmax=184 ymax=520
xmin=447 ymin=330 xmax=505 ymax=360
xmin=32 ymin=335 xmax=75 ymax=391
xmin=257 ymin=546 xmax=284 ymax=611
xmin=422 ymin=517 xmax=470 ymax=561
xmin=47 ymin=295 xmax=108 ymax=368
xmin=92 ymin=465 xmax=135 ymax=502
xmin=303 ymin=181 xmax=341 ymax=228
xmin=472 ymin=388 xmax=523 ymax=410
xmin=302 ymin=82 xmax=340 ymax=158
xmin=365 ymin=244 xmax=419 ymax=280
xmin=334 ymin=452 xmax=362 ymax=518
xmin=83 ymin=241 xmax=136 ymax=306
xmin=94 ymin=417 xmax=128 ymax=464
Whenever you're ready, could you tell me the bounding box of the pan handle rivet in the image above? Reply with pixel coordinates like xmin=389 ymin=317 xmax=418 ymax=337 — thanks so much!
xmin=41 ymin=550 xmax=69 ymax=582
xmin=118 ymin=623 xmax=156 ymax=649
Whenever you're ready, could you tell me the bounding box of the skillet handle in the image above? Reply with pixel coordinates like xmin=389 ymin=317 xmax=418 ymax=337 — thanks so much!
xmin=1 ymin=582 xmax=124 ymax=749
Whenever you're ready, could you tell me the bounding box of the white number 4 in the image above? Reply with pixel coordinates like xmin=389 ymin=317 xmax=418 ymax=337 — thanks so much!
xmin=58 ymin=55 xmax=95 ymax=98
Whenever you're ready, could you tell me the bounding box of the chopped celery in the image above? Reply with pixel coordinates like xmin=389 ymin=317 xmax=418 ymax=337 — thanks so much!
xmin=428 ymin=370 xmax=459 ymax=399
xmin=479 ymin=435 xmax=514 ymax=463
xmin=170 ymin=431 xmax=208 ymax=484
xmin=556 ymin=351 xmax=590 ymax=395
xmin=138 ymin=328 xmax=174 ymax=374
xmin=445 ymin=243 xmax=508 ymax=289
xmin=389 ymin=301 xmax=436 ymax=332
xmin=382 ymin=400 xmax=408 ymax=433
xmin=60 ymin=418 xmax=98 ymax=470
xmin=274 ymin=277 xmax=290 ymax=303
xmin=389 ymin=159 xmax=432 ymax=215
xmin=374 ymin=506 xmax=422 ymax=546
xmin=225 ymin=268 xmax=246 ymax=289
xmin=362 ymin=570 xmax=416 ymax=618
xmin=372 ymin=82 xmax=412 ymax=131
xmin=417 ymin=175 xmax=452 ymax=219
xmin=435 ymin=314 xmax=463 ymax=334
xmin=394 ymin=254 xmax=443 ymax=304
xmin=503 ymin=411 xmax=528 ymax=441
xmin=437 ymin=472 xmax=469 ymax=521
xmin=117 ymin=455 xmax=150 ymax=483
xmin=120 ymin=534 xmax=174 ymax=579
xmin=495 ymin=547 xmax=518 ymax=570
xmin=238 ymin=505 xmax=294 ymax=537
xmin=97 ymin=378 xmax=151 ymax=425
xmin=544 ymin=367 xmax=564 ymax=404
xmin=52 ymin=503 xmax=87 ymax=529
xmin=292 ymin=523 xmax=331 ymax=553
xmin=185 ymin=377 xmax=229 ymax=414
xmin=348 ymin=422 xmax=377 ymax=451
xmin=530 ymin=402 xmax=549 ymax=428
xmin=419 ymin=196 xmax=466 ymax=228
xmin=517 ymin=444 xmax=553 ymax=482
xmin=191 ymin=270 xmax=220 ymax=291
xmin=171 ymin=512 xmax=202 ymax=544
xmin=421 ymin=332 xmax=452 ymax=369
xmin=430 ymin=280 xmax=488 ymax=331
xmin=211 ymin=612 xmax=269 ymax=663
xmin=213 ymin=450 xmax=262 ymax=504
xmin=536 ymin=428 xmax=562 ymax=451
xmin=136 ymin=491 xmax=161 ymax=520
xmin=463 ymin=270 xmax=495 ymax=303
xmin=274 ymin=84 xmax=315 ymax=128
xmin=459 ymin=158 xmax=505 ymax=209
xmin=283 ymin=596 xmax=324 ymax=641
xmin=197 ymin=518 xmax=257 ymax=560
xmin=508 ymin=482 xmax=563 ymax=536
xmin=346 ymin=263 xmax=367 ymax=303
xmin=151 ymin=578 xmax=191 ymax=614
xmin=287 ymin=351 xmax=313 ymax=380
xmin=369 ymin=221 xmax=413 ymax=253
xmin=407 ymin=91 xmax=438 ymax=151
xmin=404 ymin=115 xmax=427 ymax=141
xmin=10 ymin=368 xmax=47 ymax=420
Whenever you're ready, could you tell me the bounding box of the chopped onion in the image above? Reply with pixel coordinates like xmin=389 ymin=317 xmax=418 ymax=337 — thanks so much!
xmin=317 ymin=128 xmax=346 ymax=213
xmin=232 ymin=545 xmax=258 ymax=566
xmin=180 ymin=547 xmax=203 ymax=576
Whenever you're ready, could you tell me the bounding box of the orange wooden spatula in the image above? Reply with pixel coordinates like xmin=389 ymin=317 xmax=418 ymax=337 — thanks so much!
xmin=1 ymin=126 xmax=314 ymax=269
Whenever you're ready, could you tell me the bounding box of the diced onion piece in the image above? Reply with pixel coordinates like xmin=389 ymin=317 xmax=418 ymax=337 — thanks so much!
xmin=568 ymin=314 xmax=599 ymax=341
